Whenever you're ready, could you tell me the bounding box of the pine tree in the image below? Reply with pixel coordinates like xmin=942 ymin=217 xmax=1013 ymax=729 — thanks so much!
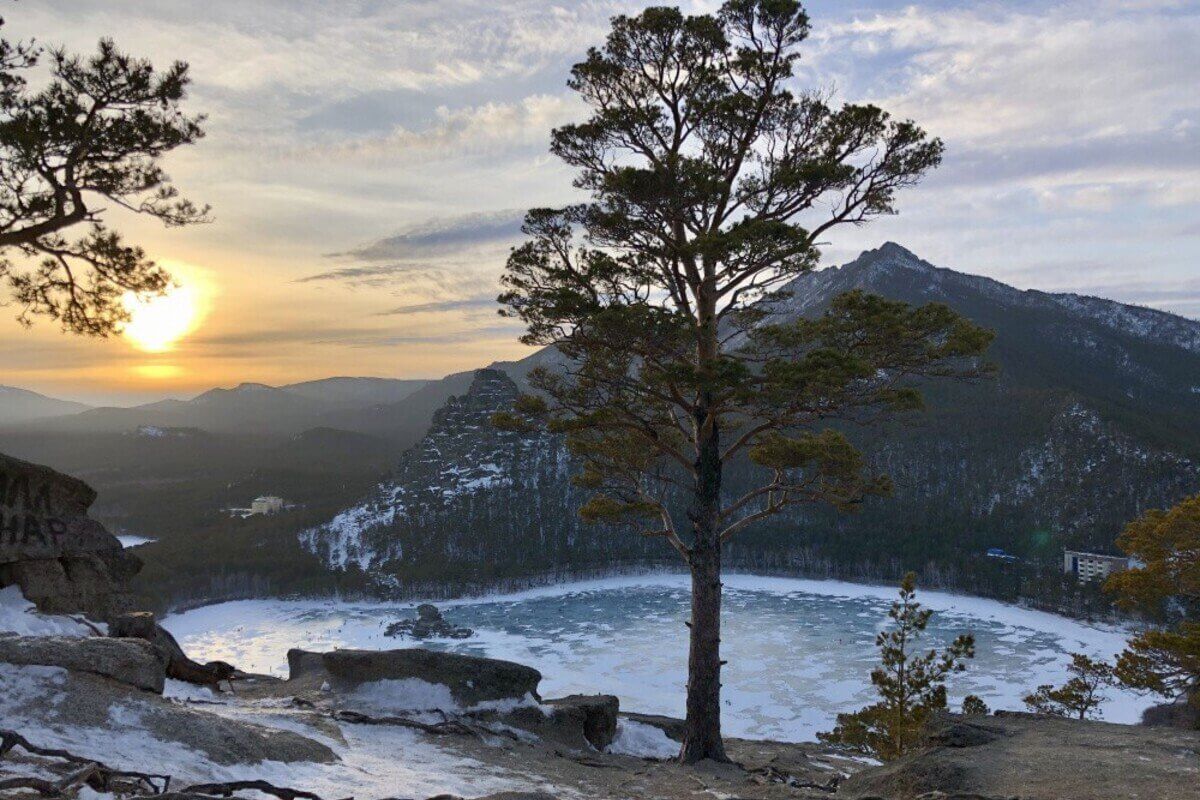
xmin=1023 ymin=653 xmax=1115 ymax=720
xmin=1106 ymin=495 xmax=1200 ymax=718
xmin=496 ymin=0 xmax=992 ymax=762
xmin=961 ymin=694 xmax=989 ymax=715
xmin=818 ymin=573 xmax=975 ymax=760
xmin=0 ymin=16 xmax=207 ymax=335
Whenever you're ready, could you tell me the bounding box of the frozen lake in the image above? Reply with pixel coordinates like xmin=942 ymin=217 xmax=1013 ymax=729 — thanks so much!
xmin=164 ymin=573 xmax=1151 ymax=742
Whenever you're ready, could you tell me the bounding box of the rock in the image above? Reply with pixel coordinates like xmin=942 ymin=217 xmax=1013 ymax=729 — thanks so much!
xmin=109 ymin=611 xmax=235 ymax=686
xmin=839 ymin=711 xmax=1200 ymax=800
xmin=286 ymin=647 xmax=541 ymax=706
xmin=0 ymin=661 xmax=336 ymax=767
xmin=384 ymin=604 xmax=474 ymax=640
xmin=544 ymin=695 xmax=619 ymax=750
xmin=0 ymin=452 xmax=141 ymax=620
xmin=496 ymin=694 xmax=620 ymax=751
xmin=0 ymin=633 xmax=167 ymax=693
xmin=620 ymin=712 xmax=685 ymax=742
xmin=1141 ymin=699 xmax=1200 ymax=730
xmin=19 ymin=634 xmax=165 ymax=690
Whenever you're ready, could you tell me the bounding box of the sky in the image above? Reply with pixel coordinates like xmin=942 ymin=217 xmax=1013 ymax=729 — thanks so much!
xmin=1 ymin=0 xmax=1197 ymax=406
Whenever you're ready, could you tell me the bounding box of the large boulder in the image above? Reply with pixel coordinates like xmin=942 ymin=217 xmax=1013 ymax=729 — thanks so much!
xmin=0 ymin=452 xmax=141 ymax=619
xmin=0 ymin=633 xmax=167 ymax=692
xmin=109 ymin=611 xmax=235 ymax=686
xmin=287 ymin=647 xmax=542 ymax=707
xmin=839 ymin=711 xmax=1200 ymax=800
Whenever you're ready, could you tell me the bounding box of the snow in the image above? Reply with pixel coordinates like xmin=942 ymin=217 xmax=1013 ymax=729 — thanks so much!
xmin=164 ymin=573 xmax=1156 ymax=743
xmin=117 ymin=535 xmax=155 ymax=548
xmin=0 ymin=585 xmax=99 ymax=637
xmin=300 ymin=498 xmax=399 ymax=571
xmin=0 ymin=662 xmax=544 ymax=799
xmin=347 ymin=678 xmax=458 ymax=713
xmin=163 ymin=679 xmax=220 ymax=703
xmin=607 ymin=720 xmax=679 ymax=759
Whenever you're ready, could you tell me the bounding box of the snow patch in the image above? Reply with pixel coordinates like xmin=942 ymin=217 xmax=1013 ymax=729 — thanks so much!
xmin=117 ymin=535 xmax=155 ymax=548
xmin=347 ymin=678 xmax=458 ymax=713
xmin=607 ymin=720 xmax=679 ymax=759
xmin=0 ymin=585 xmax=100 ymax=637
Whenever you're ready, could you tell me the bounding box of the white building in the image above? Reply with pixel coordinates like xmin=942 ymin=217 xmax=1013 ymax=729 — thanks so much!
xmin=1063 ymin=550 xmax=1129 ymax=584
xmin=250 ymin=495 xmax=285 ymax=515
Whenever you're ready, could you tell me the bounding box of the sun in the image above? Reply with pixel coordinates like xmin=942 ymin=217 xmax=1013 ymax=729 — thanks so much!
xmin=122 ymin=283 xmax=201 ymax=353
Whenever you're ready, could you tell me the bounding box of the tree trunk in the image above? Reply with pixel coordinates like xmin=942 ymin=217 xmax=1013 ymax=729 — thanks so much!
xmin=679 ymin=405 xmax=728 ymax=763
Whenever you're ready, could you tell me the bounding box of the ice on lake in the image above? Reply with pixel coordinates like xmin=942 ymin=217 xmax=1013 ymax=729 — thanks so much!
xmin=164 ymin=573 xmax=1151 ymax=742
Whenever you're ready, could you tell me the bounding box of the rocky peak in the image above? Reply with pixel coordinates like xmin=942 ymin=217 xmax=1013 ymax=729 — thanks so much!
xmin=300 ymin=368 xmax=559 ymax=573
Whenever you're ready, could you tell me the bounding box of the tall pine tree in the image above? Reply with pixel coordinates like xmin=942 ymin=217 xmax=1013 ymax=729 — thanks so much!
xmin=498 ymin=1 xmax=992 ymax=761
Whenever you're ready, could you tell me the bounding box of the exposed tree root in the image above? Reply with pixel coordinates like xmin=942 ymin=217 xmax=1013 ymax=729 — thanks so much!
xmin=330 ymin=708 xmax=507 ymax=740
xmin=178 ymin=780 xmax=329 ymax=800
xmin=0 ymin=729 xmax=171 ymax=796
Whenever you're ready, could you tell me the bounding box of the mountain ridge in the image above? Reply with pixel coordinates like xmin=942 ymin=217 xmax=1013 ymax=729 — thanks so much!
xmin=296 ymin=243 xmax=1200 ymax=608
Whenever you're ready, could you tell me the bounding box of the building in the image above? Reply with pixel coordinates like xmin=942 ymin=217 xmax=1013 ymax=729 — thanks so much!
xmin=250 ymin=495 xmax=285 ymax=515
xmin=1063 ymin=550 xmax=1129 ymax=584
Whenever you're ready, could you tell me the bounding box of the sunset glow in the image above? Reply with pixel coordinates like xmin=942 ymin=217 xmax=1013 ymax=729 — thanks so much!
xmin=122 ymin=283 xmax=202 ymax=354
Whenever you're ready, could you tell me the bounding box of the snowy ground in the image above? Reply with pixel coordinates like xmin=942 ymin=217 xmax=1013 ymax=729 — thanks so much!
xmin=164 ymin=573 xmax=1154 ymax=742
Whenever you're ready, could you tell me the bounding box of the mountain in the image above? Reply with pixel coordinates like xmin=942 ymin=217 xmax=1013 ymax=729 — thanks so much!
xmin=0 ymin=386 xmax=91 ymax=425
xmin=8 ymin=377 xmax=432 ymax=437
xmin=298 ymin=243 xmax=1200 ymax=608
xmin=279 ymin=377 xmax=430 ymax=409
xmin=769 ymin=242 xmax=1200 ymax=454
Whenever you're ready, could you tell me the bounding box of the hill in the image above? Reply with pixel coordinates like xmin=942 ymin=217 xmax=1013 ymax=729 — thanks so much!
xmin=0 ymin=386 xmax=91 ymax=425
xmin=11 ymin=377 xmax=432 ymax=437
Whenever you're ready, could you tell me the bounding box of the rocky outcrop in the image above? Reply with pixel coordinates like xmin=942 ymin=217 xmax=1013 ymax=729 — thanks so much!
xmin=543 ymin=694 xmax=619 ymax=750
xmin=0 ymin=661 xmax=336 ymax=767
xmin=0 ymin=634 xmax=167 ymax=692
xmin=839 ymin=711 xmax=1200 ymax=800
xmin=109 ymin=611 xmax=235 ymax=686
xmin=0 ymin=452 xmax=141 ymax=619
xmin=385 ymin=603 xmax=474 ymax=640
xmin=287 ymin=646 xmax=542 ymax=706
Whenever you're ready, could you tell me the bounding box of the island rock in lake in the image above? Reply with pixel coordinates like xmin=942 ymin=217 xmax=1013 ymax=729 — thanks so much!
xmin=384 ymin=603 xmax=474 ymax=640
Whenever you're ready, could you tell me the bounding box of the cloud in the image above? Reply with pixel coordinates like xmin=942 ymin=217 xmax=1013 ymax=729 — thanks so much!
xmin=295 ymin=263 xmax=457 ymax=287
xmin=318 ymin=323 xmax=524 ymax=347
xmin=817 ymin=3 xmax=1200 ymax=149
xmin=298 ymin=93 xmax=584 ymax=163
xmin=374 ymin=296 xmax=499 ymax=316
xmin=329 ymin=209 xmax=526 ymax=262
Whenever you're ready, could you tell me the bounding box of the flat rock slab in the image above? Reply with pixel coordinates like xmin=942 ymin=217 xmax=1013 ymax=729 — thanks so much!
xmin=840 ymin=711 xmax=1200 ymax=800
xmin=0 ymin=662 xmax=336 ymax=768
xmin=0 ymin=633 xmax=167 ymax=693
xmin=287 ymin=647 xmax=542 ymax=706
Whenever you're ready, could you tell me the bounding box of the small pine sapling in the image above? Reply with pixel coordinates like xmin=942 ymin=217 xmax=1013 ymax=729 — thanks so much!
xmin=819 ymin=572 xmax=975 ymax=760
xmin=1023 ymin=653 xmax=1116 ymax=720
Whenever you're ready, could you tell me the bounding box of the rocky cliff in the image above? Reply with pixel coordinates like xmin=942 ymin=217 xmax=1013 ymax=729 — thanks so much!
xmin=0 ymin=451 xmax=141 ymax=618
